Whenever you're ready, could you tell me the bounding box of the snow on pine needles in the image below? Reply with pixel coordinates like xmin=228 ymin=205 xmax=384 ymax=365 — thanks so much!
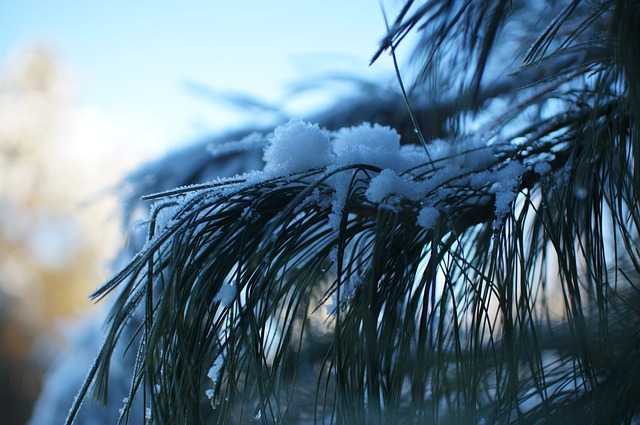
xmin=142 ymin=117 xmax=536 ymax=241
xmin=85 ymin=116 xmax=549 ymax=424
xmin=250 ymin=118 xmax=526 ymax=232
xmin=139 ymin=118 xmax=536 ymax=314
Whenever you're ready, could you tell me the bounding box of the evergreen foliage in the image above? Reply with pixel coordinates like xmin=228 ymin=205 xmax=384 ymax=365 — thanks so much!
xmin=66 ymin=1 xmax=640 ymax=423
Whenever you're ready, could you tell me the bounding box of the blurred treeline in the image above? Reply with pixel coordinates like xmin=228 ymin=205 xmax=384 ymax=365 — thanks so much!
xmin=0 ymin=47 xmax=124 ymax=425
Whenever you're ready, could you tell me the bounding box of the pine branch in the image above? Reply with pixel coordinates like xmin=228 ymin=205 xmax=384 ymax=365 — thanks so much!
xmin=62 ymin=1 xmax=640 ymax=424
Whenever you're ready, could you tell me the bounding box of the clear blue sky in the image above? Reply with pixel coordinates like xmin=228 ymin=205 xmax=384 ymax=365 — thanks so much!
xmin=2 ymin=1 xmax=404 ymax=154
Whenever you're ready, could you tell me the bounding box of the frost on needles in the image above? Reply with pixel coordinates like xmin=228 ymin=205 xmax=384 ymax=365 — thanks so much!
xmin=137 ymin=116 xmax=539 ymax=341
xmin=248 ymin=118 xmax=525 ymax=232
xmin=144 ymin=117 xmax=534 ymax=255
xmin=76 ymin=116 xmax=551 ymax=424
xmin=198 ymin=116 xmax=534 ymax=400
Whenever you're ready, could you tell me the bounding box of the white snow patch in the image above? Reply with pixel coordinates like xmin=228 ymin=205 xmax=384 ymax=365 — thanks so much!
xmin=365 ymin=168 xmax=425 ymax=204
xmin=327 ymin=171 xmax=353 ymax=230
xmin=263 ymin=118 xmax=333 ymax=174
xmin=417 ymin=206 xmax=440 ymax=230
xmin=490 ymin=161 xmax=526 ymax=230
xmin=145 ymin=118 xmax=535 ymax=244
xmin=206 ymin=354 xmax=225 ymax=400
xmin=332 ymin=122 xmax=401 ymax=169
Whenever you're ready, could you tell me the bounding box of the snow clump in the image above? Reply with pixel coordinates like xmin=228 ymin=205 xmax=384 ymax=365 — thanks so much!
xmin=332 ymin=123 xmax=401 ymax=169
xmin=251 ymin=118 xmax=531 ymax=231
xmin=263 ymin=118 xmax=333 ymax=174
xmin=490 ymin=161 xmax=526 ymax=230
xmin=154 ymin=119 xmax=536 ymax=236
xmin=206 ymin=354 xmax=225 ymax=400
xmin=417 ymin=206 xmax=440 ymax=231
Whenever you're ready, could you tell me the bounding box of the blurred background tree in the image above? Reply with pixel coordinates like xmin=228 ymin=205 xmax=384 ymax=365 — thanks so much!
xmin=0 ymin=46 xmax=125 ymax=424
